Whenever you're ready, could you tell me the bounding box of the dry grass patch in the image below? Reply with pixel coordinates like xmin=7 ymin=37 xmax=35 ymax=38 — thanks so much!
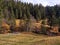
xmin=0 ymin=33 xmax=59 ymax=45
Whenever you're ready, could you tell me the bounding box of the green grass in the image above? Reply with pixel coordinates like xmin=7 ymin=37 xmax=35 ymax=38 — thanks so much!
xmin=0 ymin=33 xmax=60 ymax=45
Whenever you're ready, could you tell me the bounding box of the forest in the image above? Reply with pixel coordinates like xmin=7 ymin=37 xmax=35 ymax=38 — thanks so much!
xmin=0 ymin=0 xmax=60 ymax=35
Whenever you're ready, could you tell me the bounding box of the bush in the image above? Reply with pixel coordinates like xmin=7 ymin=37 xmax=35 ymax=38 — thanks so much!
xmin=41 ymin=26 xmax=48 ymax=34
xmin=0 ymin=26 xmax=10 ymax=34
xmin=32 ymin=26 xmax=41 ymax=34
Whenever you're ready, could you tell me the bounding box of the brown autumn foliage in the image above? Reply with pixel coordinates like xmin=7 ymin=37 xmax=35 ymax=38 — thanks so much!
xmin=0 ymin=19 xmax=60 ymax=36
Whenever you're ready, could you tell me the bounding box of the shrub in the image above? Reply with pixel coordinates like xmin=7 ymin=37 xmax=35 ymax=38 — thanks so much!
xmin=41 ymin=26 xmax=48 ymax=34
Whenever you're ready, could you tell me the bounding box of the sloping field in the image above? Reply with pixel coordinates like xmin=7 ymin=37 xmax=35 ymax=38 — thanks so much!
xmin=0 ymin=33 xmax=60 ymax=45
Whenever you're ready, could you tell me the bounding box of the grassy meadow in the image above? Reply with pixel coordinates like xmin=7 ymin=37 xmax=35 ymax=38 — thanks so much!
xmin=0 ymin=33 xmax=60 ymax=45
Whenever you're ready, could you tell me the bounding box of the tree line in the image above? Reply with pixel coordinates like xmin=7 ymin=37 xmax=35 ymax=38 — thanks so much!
xmin=0 ymin=0 xmax=60 ymax=34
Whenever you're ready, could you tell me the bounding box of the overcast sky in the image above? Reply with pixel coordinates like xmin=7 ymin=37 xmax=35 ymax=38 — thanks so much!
xmin=20 ymin=0 xmax=60 ymax=6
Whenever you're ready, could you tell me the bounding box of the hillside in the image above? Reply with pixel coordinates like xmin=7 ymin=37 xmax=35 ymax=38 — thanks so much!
xmin=0 ymin=33 xmax=60 ymax=45
xmin=0 ymin=0 xmax=60 ymax=45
